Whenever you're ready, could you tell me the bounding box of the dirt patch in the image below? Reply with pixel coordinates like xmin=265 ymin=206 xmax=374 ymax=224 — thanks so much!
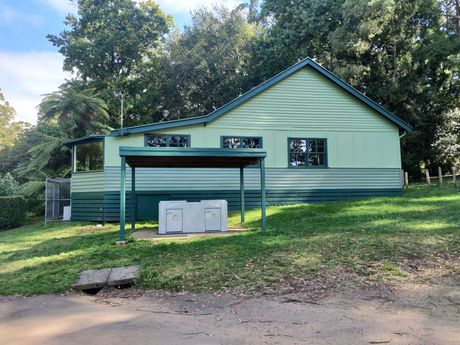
xmin=2 ymin=280 xmax=458 ymax=345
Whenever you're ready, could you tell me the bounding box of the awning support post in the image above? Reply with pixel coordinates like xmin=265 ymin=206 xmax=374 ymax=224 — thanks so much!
xmin=240 ymin=166 xmax=245 ymax=224
xmin=260 ymin=158 xmax=266 ymax=233
xmin=131 ymin=166 xmax=136 ymax=230
xmin=119 ymin=156 xmax=126 ymax=241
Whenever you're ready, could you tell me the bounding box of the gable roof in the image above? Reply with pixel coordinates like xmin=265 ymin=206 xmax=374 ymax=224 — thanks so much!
xmin=111 ymin=57 xmax=413 ymax=136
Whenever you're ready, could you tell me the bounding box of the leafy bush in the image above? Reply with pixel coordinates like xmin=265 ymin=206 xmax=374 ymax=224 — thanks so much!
xmin=0 ymin=196 xmax=26 ymax=229
xmin=0 ymin=173 xmax=19 ymax=196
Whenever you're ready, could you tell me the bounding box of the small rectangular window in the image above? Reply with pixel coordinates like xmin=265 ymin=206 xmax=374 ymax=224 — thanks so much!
xmin=75 ymin=141 xmax=103 ymax=172
xmin=222 ymin=136 xmax=262 ymax=149
xmin=145 ymin=134 xmax=190 ymax=147
xmin=288 ymin=138 xmax=327 ymax=168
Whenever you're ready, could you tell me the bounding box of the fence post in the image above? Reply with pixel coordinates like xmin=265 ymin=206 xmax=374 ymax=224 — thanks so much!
xmin=453 ymin=167 xmax=457 ymax=187
xmin=425 ymin=169 xmax=431 ymax=185
xmin=404 ymin=171 xmax=409 ymax=188
xmin=45 ymin=178 xmax=48 ymax=224
xmin=438 ymin=166 xmax=443 ymax=187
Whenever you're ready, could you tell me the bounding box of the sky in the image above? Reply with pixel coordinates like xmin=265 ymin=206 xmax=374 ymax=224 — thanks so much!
xmin=0 ymin=0 xmax=241 ymax=124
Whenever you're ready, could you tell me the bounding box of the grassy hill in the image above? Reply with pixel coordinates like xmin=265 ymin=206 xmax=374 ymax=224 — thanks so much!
xmin=0 ymin=184 xmax=458 ymax=295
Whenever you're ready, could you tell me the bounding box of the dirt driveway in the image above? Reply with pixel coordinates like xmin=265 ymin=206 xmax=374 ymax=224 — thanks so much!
xmin=1 ymin=284 xmax=459 ymax=345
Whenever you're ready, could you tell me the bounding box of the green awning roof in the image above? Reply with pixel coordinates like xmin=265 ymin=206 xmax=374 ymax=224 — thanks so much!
xmin=63 ymin=135 xmax=105 ymax=147
xmin=119 ymin=147 xmax=266 ymax=168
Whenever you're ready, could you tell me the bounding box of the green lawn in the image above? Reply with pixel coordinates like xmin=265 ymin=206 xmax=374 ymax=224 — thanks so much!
xmin=0 ymin=184 xmax=459 ymax=296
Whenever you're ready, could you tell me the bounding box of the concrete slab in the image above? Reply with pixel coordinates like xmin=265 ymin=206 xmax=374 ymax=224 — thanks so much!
xmin=107 ymin=265 xmax=140 ymax=287
xmin=72 ymin=268 xmax=111 ymax=290
xmin=132 ymin=227 xmax=248 ymax=241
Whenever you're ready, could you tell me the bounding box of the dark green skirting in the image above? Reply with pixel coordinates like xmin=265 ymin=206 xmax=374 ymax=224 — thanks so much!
xmin=71 ymin=188 xmax=402 ymax=222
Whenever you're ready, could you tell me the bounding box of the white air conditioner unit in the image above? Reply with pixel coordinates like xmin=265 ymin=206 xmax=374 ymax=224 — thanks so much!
xmin=159 ymin=200 xmax=228 ymax=234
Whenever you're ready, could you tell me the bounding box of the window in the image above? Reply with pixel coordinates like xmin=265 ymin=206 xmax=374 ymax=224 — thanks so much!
xmin=145 ymin=134 xmax=190 ymax=147
xmin=222 ymin=136 xmax=262 ymax=149
xmin=74 ymin=141 xmax=103 ymax=172
xmin=288 ymin=138 xmax=327 ymax=168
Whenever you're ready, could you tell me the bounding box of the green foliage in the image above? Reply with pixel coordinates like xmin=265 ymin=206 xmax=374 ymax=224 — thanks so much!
xmin=0 ymin=173 xmax=19 ymax=196
xmin=0 ymin=185 xmax=458 ymax=295
xmin=0 ymin=196 xmax=26 ymax=229
xmin=158 ymin=5 xmax=259 ymax=119
xmin=433 ymin=108 xmax=460 ymax=165
xmin=0 ymin=89 xmax=30 ymax=150
xmin=38 ymin=84 xmax=110 ymax=137
xmin=47 ymin=0 xmax=172 ymax=127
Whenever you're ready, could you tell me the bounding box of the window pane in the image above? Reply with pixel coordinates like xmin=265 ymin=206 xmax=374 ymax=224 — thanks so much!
xmin=309 ymin=153 xmax=325 ymax=166
xmin=308 ymin=140 xmax=316 ymax=153
xmin=146 ymin=135 xmax=167 ymax=147
xmin=308 ymin=139 xmax=325 ymax=153
xmin=223 ymin=137 xmax=241 ymax=148
xmin=169 ymin=136 xmax=189 ymax=147
xmin=242 ymin=137 xmax=261 ymax=148
xmin=75 ymin=141 xmax=103 ymax=172
xmin=146 ymin=135 xmax=189 ymax=147
xmin=289 ymin=139 xmax=307 ymax=166
xmin=307 ymin=139 xmax=326 ymax=166
xmin=316 ymin=140 xmax=325 ymax=153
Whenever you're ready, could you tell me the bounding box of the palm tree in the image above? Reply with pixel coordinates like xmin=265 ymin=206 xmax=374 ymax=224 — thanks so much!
xmin=15 ymin=86 xmax=111 ymax=198
xmin=38 ymin=86 xmax=110 ymax=138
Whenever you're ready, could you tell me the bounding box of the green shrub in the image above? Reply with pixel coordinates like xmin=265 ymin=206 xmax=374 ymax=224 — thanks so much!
xmin=0 ymin=173 xmax=19 ymax=196
xmin=0 ymin=196 xmax=26 ymax=229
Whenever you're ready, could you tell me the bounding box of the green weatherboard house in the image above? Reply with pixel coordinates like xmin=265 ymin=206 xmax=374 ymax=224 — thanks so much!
xmin=65 ymin=58 xmax=412 ymax=223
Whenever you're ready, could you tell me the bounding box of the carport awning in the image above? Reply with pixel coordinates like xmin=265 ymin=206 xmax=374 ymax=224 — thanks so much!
xmin=118 ymin=146 xmax=267 ymax=241
xmin=119 ymin=147 xmax=267 ymax=168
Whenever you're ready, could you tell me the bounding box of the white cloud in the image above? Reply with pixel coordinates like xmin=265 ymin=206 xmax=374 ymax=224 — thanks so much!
xmin=37 ymin=0 xmax=77 ymax=14
xmin=154 ymin=0 xmax=241 ymax=15
xmin=0 ymin=4 xmax=43 ymax=27
xmin=0 ymin=50 xmax=71 ymax=124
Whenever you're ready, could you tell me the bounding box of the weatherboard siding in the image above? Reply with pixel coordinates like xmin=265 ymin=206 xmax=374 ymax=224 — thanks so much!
xmin=103 ymin=167 xmax=402 ymax=191
xmin=208 ymin=67 xmax=398 ymax=131
xmin=71 ymin=171 xmax=105 ymax=192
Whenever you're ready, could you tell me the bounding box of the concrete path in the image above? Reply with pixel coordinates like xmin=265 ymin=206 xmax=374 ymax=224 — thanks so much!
xmin=0 ymin=287 xmax=458 ymax=345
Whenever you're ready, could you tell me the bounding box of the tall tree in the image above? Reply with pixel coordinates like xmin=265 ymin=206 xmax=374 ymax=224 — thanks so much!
xmin=433 ymin=108 xmax=460 ymax=165
xmin=48 ymin=0 xmax=172 ymax=127
xmin=0 ymin=89 xmax=29 ymax=150
xmin=38 ymin=84 xmax=110 ymax=138
xmin=157 ymin=5 xmax=259 ymax=119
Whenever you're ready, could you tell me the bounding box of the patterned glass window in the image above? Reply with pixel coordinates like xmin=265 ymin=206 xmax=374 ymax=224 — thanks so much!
xmin=145 ymin=135 xmax=190 ymax=147
xmin=289 ymin=138 xmax=327 ymax=167
xmin=222 ymin=136 xmax=262 ymax=149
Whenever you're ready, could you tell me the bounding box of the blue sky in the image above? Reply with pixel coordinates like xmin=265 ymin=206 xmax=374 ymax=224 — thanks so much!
xmin=0 ymin=0 xmax=241 ymax=123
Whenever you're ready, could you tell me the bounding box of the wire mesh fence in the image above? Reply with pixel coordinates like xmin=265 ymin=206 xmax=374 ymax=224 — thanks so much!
xmin=45 ymin=178 xmax=71 ymax=222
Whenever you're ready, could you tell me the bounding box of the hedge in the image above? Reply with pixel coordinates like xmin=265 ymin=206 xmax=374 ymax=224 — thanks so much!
xmin=0 ymin=196 xmax=26 ymax=229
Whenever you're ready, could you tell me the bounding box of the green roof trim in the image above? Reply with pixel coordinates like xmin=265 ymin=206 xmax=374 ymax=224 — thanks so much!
xmin=119 ymin=146 xmax=266 ymax=158
xmin=119 ymin=146 xmax=267 ymax=168
xmin=111 ymin=57 xmax=412 ymax=136
xmin=63 ymin=134 xmax=105 ymax=147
